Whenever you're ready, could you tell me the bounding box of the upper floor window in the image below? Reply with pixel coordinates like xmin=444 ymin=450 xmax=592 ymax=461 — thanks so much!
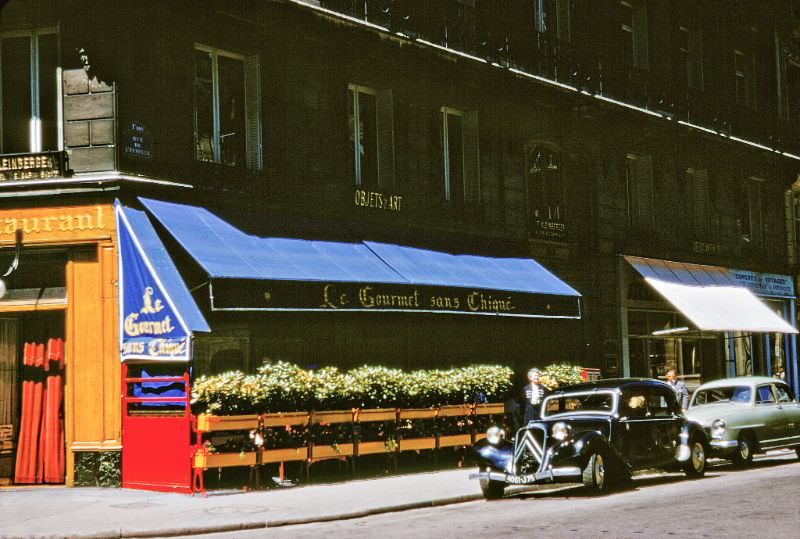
xmin=687 ymin=168 xmax=710 ymax=238
xmin=0 ymin=29 xmax=59 ymax=154
xmin=625 ymin=153 xmax=654 ymax=230
xmin=734 ymin=49 xmax=754 ymax=107
xmin=526 ymin=145 xmax=565 ymax=237
xmin=441 ymin=107 xmax=479 ymax=207
xmin=679 ymin=26 xmax=704 ymax=90
xmin=620 ymin=1 xmax=648 ymax=69
xmin=737 ymin=176 xmax=764 ymax=245
xmin=194 ymin=45 xmax=262 ymax=169
xmin=535 ymin=0 xmax=571 ymax=42
xmin=348 ymin=84 xmax=394 ymax=188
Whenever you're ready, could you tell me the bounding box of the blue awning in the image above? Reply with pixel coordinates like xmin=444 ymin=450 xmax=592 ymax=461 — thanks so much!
xmin=116 ymin=202 xmax=210 ymax=362
xmin=140 ymin=198 xmax=581 ymax=318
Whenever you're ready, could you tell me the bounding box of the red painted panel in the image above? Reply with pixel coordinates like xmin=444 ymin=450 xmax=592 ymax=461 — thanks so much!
xmin=122 ymin=414 xmax=192 ymax=493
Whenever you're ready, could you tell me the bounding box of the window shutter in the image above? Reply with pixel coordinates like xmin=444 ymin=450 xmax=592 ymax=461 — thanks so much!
xmin=691 ymin=169 xmax=709 ymax=237
xmin=633 ymin=3 xmax=649 ymax=69
xmin=557 ymin=0 xmax=571 ymax=42
xmin=636 ymin=155 xmax=654 ymax=227
xmin=244 ymin=55 xmax=262 ymax=170
xmin=376 ymin=89 xmax=395 ymax=188
xmin=462 ymin=110 xmax=480 ymax=206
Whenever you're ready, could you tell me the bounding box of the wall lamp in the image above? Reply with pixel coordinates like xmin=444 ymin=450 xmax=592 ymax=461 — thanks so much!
xmin=0 ymin=229 xmax=22 ymax=299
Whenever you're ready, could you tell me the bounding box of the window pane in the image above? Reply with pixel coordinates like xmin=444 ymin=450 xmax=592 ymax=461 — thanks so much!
xmin=358 ymin=91 xmax=378 ymax=187
xmin=446 ymin=112 xmax=463 ymax=202
xmin=2 ymin=36 xmax=32 ymax=153
xmin=348 ymin=88 xmax=357 ymax=182
xmin=218 ymin=55 xmax=245 ymax=166
xmin=194 ymin=49 xmax=214 ymax=162
xmin=38 ymin=33 xmax=58 ymax=151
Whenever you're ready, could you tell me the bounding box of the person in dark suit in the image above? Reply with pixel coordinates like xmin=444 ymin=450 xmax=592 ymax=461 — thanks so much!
xmin=523 ymin=368 xmax=551 ymax=423
xmin=666 ymin=369 xmax=689 ymax=410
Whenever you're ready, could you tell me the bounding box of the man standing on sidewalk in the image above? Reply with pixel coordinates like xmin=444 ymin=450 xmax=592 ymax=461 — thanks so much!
xmin=523 ymin=368 xmax=550 ymax=423
xmin=666 ymin=369 xmax=689 ymax=410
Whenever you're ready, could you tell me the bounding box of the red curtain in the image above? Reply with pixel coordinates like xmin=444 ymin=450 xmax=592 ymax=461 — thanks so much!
xmin=14 ymin=338 xmax=64 ymax=484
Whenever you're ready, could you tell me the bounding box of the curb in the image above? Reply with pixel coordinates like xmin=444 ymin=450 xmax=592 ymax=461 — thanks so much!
xmin=1 ymin=494 xmax=483 ymax=539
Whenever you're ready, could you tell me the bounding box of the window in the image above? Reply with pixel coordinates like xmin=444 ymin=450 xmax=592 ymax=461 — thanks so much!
xmin=736 ymin=177 xmax=764 ymax=245
xmin=647 ymin=388 xmax=677 ymax=417
xmin=755 ymin=385 xmax=776 ymax=404
xmin=441 ymin=107 xmax=479 ymax=206
xmin=535 ymin=0 xmax=571 ymax=42
xmin=621 ymin=1 xmax=648 ymax=69
xmin=0 ymin=29 xmax=59 ymax=154
xmin=687 ymin=168 xmax=710 ymax=238
xmin=774 ymin=384 xmax=794 ymax=403
xmin=734 ymin=49 xmax=753 ymax=107
xmin=194 ymin=45 xmax=261 ymax=169
xmin=679 ymin=26 xmax=704 ymax=90
xmin=625 ymin=154 xmax=654 ymax=229
xmin=348 ymin=84 xmax=394 ymax=187
xmin=526 ymin=145 xmax=565 ymax=236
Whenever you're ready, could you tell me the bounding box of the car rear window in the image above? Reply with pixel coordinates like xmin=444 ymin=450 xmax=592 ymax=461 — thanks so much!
xmin=692 ymin=386 xmax=751 ymax=405
xmin=543 ymin=392 xmax=615 ymax=417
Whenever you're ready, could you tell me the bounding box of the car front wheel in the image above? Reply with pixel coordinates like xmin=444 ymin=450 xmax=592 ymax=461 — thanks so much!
xmin=731 ymin=432 xmax=754 ymax=467
xmin=479 ymin=477 xmax=505 ymax=500
xmin=683 ymin=439 xmax=706 ymax=478
xmin=582 ymin=451 xmax=609 ymax=492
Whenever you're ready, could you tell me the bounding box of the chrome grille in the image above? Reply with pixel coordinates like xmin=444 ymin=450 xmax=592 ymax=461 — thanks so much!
xmin=513 ymin=426 xmax=547 ymax=474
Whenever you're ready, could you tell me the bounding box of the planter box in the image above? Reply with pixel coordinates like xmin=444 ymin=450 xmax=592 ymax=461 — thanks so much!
xmin=194 ymin=451 xmax=256 ymax=469
xmin=474 ymin=433 xmax=486 ymax=442
xmin=311 ymin=443 xmax=354 ymax=459
xmin=356 ymin=408 xmax=397 ymax=422
xmin=261 ymin=447 xmax=308 ymax=463
xmin=437 ymin=434 xmax=472 ymax=448
xmin=310 ymin=410 xmax=353 ymax=425
xmin=399 ymin=408 xmax=438 ymax=420
xmin=261 ymin=412 xmax=309 ymax=428
xmin=474 ymin=403 xmax=505 ymax=415
xmin=399 ymin=437 xmax=437 ymax=451
xmin=196 ymin=414 xmax=258 ymax=432
xmin=438 ymin=405 xmax=473 ymax=417
xmin=357 ymin=440 xmax=395 ymax=455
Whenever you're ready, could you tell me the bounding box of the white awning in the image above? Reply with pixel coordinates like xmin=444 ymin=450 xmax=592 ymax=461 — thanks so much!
xmin=625 ymin=256 xmax=798 ymax=334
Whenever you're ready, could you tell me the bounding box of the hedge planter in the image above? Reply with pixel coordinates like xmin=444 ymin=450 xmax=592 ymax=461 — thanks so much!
xmin=310 ymin=410 xmax=354 ymax=425
xmin=437 ymin=434 xmax=472 ymax=448
xmin=261 ymin=411 xmax=310 ymax=428
xmin=311 ymin=443 xmax=355 ymax=460
xmin=194 ymin=451 xmax=257 ymax=469
xmin=399 ymin=408 xmax=439 ymax=420
xmin=260 ymin=447 xmax=308 ymax=463
xmin=355 ymin=408 xmax=397 ymax=422
xmin=474 ymin=403 xmax=505 ymax=416
xmin=399 ymin=437 xmax=437 ymax=451
xmin=438 ymin=404 xmax=473 ymax=417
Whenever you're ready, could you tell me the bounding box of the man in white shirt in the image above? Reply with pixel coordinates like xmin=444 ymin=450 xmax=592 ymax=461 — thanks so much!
xmin=523 ymin=368 xmax=551 ymax=423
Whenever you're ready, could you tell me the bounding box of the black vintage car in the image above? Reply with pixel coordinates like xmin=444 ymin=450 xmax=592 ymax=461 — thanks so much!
xmin=471 ymin=378 xmax=709 ymax=499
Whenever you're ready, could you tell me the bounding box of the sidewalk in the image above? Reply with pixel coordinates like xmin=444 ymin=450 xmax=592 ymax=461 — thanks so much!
xmin=0 ymin=468 xmax=483 ymax=539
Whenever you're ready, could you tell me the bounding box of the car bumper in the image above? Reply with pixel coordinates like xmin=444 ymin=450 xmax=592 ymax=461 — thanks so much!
xmin=470 ymin=466 xmax=582 ymax=485
xmin=710 ymin=439 xmax=738 ymax=450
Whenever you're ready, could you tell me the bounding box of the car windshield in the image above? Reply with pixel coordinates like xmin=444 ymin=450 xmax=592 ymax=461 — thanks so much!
xmin=542 ymin=391 xmax=615 ymax=417
xmin=692 ymin=386 xmax=751 ymax=406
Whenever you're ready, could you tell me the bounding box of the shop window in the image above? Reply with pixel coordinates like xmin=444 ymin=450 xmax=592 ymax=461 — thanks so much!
xmin=678 ymin=25 xmax=704 ymax=90
xmin=535 ymin=0 xmax=571 ymax=42
xmin=625 ymin=153 xmax=654 ymax=230
xmin=441 ymin=107 xmax=479 ymax=207
xmin=734 ymin=48 xmax=754 ymax=107
xmin=620 ymin=1 xmax=648 ymax=69
xmin=194 ymin=45 xmax=262 ymax=169
xmin=0 ymin=29 xmax=59 ymax=154
xmin=348 ymin=84 xmax=394 ymax=188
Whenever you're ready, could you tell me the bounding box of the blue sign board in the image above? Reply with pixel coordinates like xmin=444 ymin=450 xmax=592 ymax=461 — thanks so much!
xmin=728 ymin=269 xmax=795 ymax=298
xmin=116 ymin=205 xmax=192 ymax=361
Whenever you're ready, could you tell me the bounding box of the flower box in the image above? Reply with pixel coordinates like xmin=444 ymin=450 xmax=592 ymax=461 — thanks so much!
xmin=311 ymin=443 xmax=354 ymax=459
xmin=437 ymin=434 xmax=472 ymax=448
xmin=260 ymin=447 xmax=308 ymax=463
xmin=310 ymin=410 xmax=353 ymax=425
xmin=355 ymin=408 xmax=397 ymax=422
xmin=474 ymin=403 xmax=505 ymax=416
xmin=261 ymin=411 xmax=310 ymax=428
xmin=399 ymin=408 xmax=438 ymax=420
xmin=438 ymin=405 xmax=473 ymax=417
xmin=196 ymin=414 xmax=259 ymax=432
xmin=399 ymin=437 xmax=437 ymax=451
xmin=357 ymin=440 xmax=394 ymax=455
xmin=194 ymin=451 xmax=257 ymax=469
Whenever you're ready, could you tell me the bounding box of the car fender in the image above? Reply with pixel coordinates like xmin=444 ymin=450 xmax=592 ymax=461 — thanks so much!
xmin=561 ymin=430 xmax=614 ymax=462
xmin=471 ymin=438 xmax=514 ymax=471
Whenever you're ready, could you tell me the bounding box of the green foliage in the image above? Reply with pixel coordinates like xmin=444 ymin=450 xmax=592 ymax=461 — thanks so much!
xmin=74 ymin=451 xmax=121 ymax=488
xmin=540 ymin=363 xmax=584 ymax=389
xmin=192 ymin=363 xmax=514 ymax=415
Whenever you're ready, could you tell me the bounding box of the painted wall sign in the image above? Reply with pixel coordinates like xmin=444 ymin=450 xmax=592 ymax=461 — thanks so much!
xmin=123 ymin=122 xmax=153 ymax=160
xmin=729 ymin=270 xmax=795 ymax=298
xmin=0 ymin=205 xmax=112 ymax=245
xmin=0 ymin=151 xmax=68 ymax=181
xmin=210 ymin=279 xmax=581 ymax=319
xmin=532 ymin=219 xmax=567 ymax=240
xmin=354 ymin=189 xmax=403 ymax=211
xmin=117 ymin=206 xmax=191 ymax=361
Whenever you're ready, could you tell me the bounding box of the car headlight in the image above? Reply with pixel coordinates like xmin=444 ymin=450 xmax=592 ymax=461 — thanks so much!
xmin=552 ymin=421 xmax=571 ymax=441
xmin=711 ymin=419 xmax=726 ymax=439
xmin=486 ymin=426 xmax=505 ymax=445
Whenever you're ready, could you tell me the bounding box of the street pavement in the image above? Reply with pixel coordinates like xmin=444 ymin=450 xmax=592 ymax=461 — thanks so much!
xmin=0 ymin=467 xmax=483 ymax=539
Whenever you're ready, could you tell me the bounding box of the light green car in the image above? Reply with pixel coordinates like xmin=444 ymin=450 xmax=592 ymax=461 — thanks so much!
xmin=686 ymin=376 xmax=800 ymax=466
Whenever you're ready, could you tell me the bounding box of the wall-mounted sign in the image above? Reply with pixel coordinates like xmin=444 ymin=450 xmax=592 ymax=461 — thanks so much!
xmin=124 ymin=121 xmax=153 ymax=160
xmin=532 ymin=219 xmax=567 ymax=240
xmin=210 ymin=279 xmax=581 ymax=319
xmin=117 ymin=206 xmax=191 ymax=361
xmin=0 ymin=205 xmax=112 ymax=245
xmin=354 ymin=188 xmax=403 ymax=212
xmin=692 ymin=241 xmax=726 ymax=256
xmin=729 ymin=269 xmax=795 ymax=298
xmin=0 ymin=151 xmax=68 ymax=181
